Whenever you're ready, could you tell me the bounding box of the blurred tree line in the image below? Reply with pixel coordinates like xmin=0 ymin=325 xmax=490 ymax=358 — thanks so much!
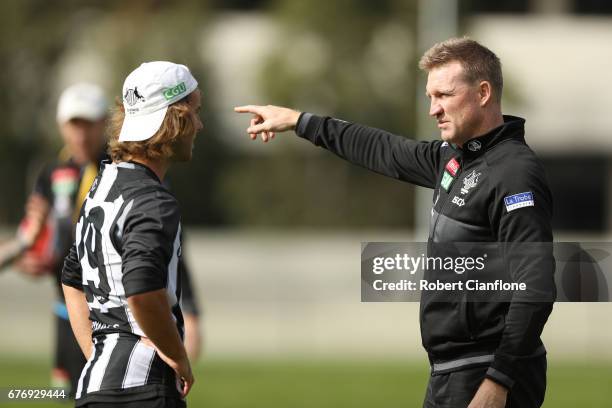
xmin=0 ymin=0 xmax=422 ymax=229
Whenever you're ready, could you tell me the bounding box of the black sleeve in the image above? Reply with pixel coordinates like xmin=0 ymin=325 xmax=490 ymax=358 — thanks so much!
xmin=296 ymin=113 xmax=443 ymax=189
xmin=61 ymin=243 xmax=83 ymax=290
xmin=32 ymin=163 xmax=54 ymax=201
xmin=120 ymin=191 xmax=181 ymax=298
xmin=179 ymin=257 xmax=200 ymax=316
xmin=485 ymin=156 xmax=555 ymax=389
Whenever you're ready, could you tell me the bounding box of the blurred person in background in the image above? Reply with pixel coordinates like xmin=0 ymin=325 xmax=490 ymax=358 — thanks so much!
xmin=0 ymin=82 xmax=201 ymax=398
xmin=236 ymin=37 xmax=555 ymax=408
xmin=62 ymin=61 xmax=202 ymax=407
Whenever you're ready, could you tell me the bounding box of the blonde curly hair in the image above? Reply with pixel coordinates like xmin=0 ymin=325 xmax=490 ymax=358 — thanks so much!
xmin=108 ymin=95 xmax=196 ymax=162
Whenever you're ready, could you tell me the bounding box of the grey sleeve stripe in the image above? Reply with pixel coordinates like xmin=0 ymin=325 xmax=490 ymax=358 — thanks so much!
xmin=295 ymin=112 xmax=313 ymax=137
xmin=486 ymin=367 xmax=515 ymax=388
xmin=432 ymin=354 xmax=494 ymax=372
xmin=115 ymin=199 xmax=134 ymax=241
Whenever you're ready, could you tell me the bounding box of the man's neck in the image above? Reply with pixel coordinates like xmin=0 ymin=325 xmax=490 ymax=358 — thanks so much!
xmin=460 ymin=111 xmax=504 ymax=146
xmin=130 ymin=157 xmax=168 ymax=181
xmin=478 ymin=111 xmax=505 ymax=136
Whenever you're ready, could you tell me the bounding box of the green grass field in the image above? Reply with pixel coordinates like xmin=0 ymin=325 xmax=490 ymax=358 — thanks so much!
xmin=0 ymin=357 xmax=610 ymax=407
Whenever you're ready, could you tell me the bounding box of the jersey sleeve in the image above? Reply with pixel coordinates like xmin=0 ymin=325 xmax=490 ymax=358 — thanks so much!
xmin=120 ymin=191 xmax=181 ymax=298
xmin=296 ymin=113 xmax=443 ymax=189
xmin=486 ymin=154 xmax=555 ymax=389
xmin=61 ymin=242 xmax=83 ymax=290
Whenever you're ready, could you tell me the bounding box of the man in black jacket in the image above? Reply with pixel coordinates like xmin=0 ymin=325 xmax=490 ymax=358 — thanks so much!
xmin=235 ymin=38 xmax=555 ymax=408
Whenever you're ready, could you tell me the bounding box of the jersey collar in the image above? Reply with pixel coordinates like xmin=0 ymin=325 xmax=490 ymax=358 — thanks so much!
xmin=127 ymin=160 xmax=163 ymax=183
xmin=454 ymin=115 xmax=526 ymax=159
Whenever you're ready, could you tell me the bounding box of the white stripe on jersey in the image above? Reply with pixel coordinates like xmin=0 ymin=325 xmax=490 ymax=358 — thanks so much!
xmin=88 ymin=163 xmax=118 ymax=205
xmin=126 ymin=307 xmax=145 ymax=337
xmin=166 ymin=224 xmax=181 ymax=307
xmin=76 ymin=338 xmax=98 ymax=399
xmin=122 ymin=340 xmax=156 ymax=388
xmin=116 ymin=162 xmax=136 ymax=170
xmin=78 ymin=164 xmax=137 ymax=323
xmin=87 ymin=333 xmax=119 ymax=393
xmin=114 ymin=198 xmax=134 ymax=242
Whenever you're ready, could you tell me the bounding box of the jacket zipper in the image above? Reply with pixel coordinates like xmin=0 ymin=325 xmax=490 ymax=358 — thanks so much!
xmin=432 ymin=158 xmax=476 ymax=340
xmin=465 ymin=299 xmax=475 ymax=340
xmin=432 ymin=160 xmax=463 ymax=236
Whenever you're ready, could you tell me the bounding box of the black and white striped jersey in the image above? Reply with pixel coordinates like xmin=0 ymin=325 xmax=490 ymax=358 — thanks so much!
xmin=62 ymin=160 xmax=184 ymax=405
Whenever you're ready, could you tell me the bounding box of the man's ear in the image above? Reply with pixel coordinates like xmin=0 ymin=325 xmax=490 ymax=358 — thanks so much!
xmin=478 ymin=81 xmax=493 ymax=107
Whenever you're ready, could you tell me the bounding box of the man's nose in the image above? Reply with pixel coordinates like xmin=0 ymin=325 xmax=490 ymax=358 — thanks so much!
xmin=429 ymin=101 xmax=443 ymax=118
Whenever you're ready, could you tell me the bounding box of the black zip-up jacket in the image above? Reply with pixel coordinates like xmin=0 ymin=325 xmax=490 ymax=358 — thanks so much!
xmin=295 ymin=113 xmax=555 ymax=389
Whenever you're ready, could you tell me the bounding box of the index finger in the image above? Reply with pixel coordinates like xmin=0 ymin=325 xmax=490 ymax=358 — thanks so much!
xmin=234 ymin=105 xmax=264 ymax=115
xmin=182 ymin=377 xmax=193 ymax=397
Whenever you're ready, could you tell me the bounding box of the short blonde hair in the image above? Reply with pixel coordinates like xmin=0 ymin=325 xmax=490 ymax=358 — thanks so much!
xmin=108 ymin=96 xmax=195 ymax=162
xmin=419 ymin=37 xmax=503 ymax=102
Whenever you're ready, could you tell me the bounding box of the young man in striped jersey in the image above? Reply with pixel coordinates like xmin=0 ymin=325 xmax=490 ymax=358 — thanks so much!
xmin=61 ymin=61 xmax=202 ymax=408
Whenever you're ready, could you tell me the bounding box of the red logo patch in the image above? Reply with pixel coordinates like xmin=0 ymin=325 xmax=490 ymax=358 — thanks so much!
xmin=445 ymin=158 xmax=460 ymax=176
xmin=51 ymin=167 xmax=79 ymax=182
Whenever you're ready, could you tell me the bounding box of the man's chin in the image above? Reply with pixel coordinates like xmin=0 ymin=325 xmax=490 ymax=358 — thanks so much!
xmin=439 ymin=132 xmax=455 ymax=143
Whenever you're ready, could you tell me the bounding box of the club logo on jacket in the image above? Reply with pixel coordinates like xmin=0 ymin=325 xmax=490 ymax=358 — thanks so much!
xmin=467 ymin=140 xmax=482 ymax=152
xmin=461 ymin=170 xmax=481 ymax=195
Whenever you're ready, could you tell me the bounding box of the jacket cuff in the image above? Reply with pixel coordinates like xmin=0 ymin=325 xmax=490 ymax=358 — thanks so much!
xmin=486 ymin=359 xmax=515 ymax=390
xmin=295 ymin=112 xmax=322 ymax=143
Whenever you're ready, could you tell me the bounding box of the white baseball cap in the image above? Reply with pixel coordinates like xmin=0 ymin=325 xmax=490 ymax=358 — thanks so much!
xmin=119 ymin=61 xmax=198 ymax=142
xmin=56 ymin=83 xmax=108 ymax=124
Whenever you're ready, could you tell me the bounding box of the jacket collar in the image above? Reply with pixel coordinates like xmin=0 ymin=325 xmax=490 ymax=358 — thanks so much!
xmin=452 ymin=115 xmax=525 ymax=159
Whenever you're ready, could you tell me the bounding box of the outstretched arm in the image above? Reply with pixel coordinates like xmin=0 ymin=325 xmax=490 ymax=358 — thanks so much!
xmin=234 ymin=105 xmax=443 ymax=188
xmin=0 ymin=194 xmax=50 ymax=273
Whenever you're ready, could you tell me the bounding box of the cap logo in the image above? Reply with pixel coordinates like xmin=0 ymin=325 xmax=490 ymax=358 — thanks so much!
xmin=467 ymin=140 xmax=482 ymax=152
xmin=124 ymin=87 xmax=145 ymax=106
xmin=163 ymin=82 xmax=187 ymax=100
